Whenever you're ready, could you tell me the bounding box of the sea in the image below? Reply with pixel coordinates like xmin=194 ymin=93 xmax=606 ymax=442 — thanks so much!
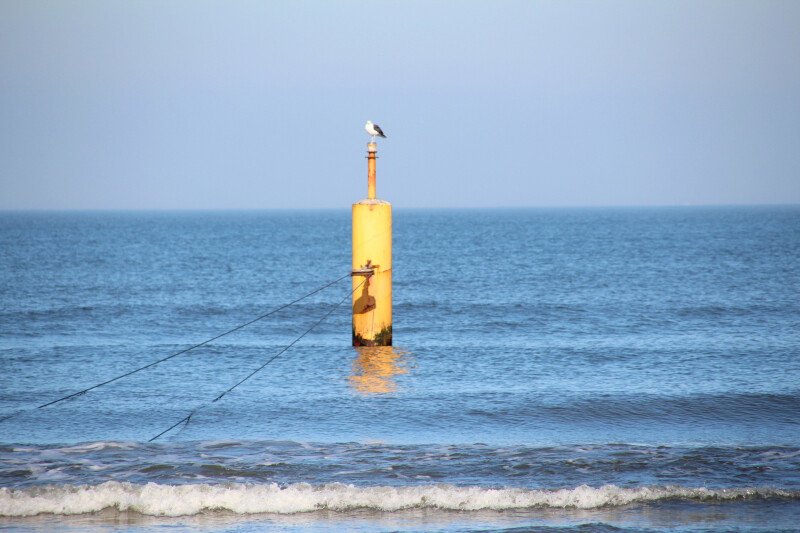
xmin=0 ymin=207 xmax=799 ymax=532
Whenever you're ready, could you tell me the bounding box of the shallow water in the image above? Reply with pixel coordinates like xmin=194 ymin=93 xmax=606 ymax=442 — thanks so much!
xmin=1 ymin=207 xmax=799 ymax=531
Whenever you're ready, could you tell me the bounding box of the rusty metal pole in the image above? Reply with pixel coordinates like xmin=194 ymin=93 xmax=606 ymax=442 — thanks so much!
xmin=367 ymin=142 xmax=377 ymax=200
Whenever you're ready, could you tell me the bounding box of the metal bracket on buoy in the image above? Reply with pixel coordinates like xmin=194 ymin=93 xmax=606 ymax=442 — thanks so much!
xmin=351 ymin=260 xmax=375 ymax=278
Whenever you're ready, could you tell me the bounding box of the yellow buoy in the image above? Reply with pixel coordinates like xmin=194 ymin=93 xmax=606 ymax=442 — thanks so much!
xmin=352 ymin=142 xmax=392 ymax=346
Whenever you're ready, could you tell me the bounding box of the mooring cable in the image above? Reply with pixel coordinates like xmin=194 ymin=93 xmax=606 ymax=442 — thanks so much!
xmin=0 ymin=273 xmax=351 ymax=424
xmin=149 ymin=278 xmax=365 ymax=442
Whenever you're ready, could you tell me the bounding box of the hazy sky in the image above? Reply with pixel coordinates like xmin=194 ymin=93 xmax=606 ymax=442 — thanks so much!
xmin=1 ymin=1 xmax=798 ymax=209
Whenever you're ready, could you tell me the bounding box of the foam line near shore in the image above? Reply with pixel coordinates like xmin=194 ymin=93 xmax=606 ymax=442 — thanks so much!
xmin=2 ymin=482 xmax=797 ymax=517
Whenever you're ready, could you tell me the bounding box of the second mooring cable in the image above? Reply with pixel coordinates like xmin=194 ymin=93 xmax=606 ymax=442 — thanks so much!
xmin=149 ymin=278 xmax=365 ymax=442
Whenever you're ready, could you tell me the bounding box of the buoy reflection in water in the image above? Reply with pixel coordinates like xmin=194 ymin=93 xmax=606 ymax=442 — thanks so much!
xmin=349 ymin=346 xmax=410 ymax=394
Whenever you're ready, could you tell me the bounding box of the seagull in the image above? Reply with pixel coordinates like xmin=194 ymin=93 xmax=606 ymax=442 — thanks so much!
xmin=365 ymin=120 xmax=387 ymax=142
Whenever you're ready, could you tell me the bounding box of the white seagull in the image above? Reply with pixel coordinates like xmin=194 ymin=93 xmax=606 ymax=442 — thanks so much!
xmin=365 ymin=120 xmax=387 ymax=142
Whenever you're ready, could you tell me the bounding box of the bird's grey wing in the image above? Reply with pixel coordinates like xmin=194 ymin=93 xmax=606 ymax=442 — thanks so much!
xmin=374 ymin=124 xmax=387 ymax=138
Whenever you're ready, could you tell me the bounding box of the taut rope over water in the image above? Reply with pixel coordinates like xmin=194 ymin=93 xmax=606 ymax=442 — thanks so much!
xmin=0 ymin=273 xmax=351 ymax=424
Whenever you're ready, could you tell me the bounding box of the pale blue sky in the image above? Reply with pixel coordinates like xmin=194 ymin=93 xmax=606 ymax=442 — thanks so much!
xmin=1 ymin=1 xmax=798 ymax=209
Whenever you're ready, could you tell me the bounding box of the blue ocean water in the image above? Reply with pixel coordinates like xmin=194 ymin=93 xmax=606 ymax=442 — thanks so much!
xmin=1 ymin=207 xmax=799 ymax=532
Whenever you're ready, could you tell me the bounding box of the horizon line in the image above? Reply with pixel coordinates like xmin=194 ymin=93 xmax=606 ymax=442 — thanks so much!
xmin=1 ymin=202 xmax=799 ymax=213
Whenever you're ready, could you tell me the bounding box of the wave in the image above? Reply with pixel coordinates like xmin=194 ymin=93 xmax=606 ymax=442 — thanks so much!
xmin=1 ymin=482 xmax=797 ymax=517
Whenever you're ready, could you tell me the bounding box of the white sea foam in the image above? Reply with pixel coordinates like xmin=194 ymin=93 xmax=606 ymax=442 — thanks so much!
xmin=1 ymin=482 xmax=795 ymax=518
xmin=54 ymin=441 xmax=138 ymax=453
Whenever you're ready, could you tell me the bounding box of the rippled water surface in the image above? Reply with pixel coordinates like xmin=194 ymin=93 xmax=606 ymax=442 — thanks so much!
xmin=1 ymin=207 xmax=799 ymax=532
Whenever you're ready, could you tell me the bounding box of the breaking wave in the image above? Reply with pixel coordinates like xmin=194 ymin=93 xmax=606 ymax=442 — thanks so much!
xmin=1 ymin=482 xmax=797 ymax=517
